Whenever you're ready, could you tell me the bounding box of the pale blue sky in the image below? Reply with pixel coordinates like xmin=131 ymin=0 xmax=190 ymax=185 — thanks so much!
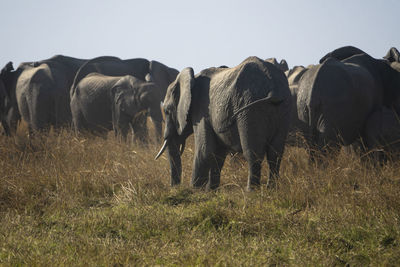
xmin=0 ymin=0 xmax=398 ymax=72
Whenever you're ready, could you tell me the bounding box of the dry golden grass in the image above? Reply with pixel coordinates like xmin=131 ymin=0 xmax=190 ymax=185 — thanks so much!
xmin=0 ymin=123 xmax=399 ymax=265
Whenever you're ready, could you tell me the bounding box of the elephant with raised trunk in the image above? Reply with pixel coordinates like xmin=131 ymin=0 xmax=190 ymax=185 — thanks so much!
xmin=71 ymin=73 xmax=162 ymax=141
xmin=0 ymin=55 xmax=87 ymax=135
xmin=155 ymin=57 xmax=291 ymax=190
xmin=71 ymin=56 xmax=178 ymax=143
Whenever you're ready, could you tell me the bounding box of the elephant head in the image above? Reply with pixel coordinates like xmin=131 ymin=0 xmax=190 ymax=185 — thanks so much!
xmin=111 ymin=76 xmax=163 ymax=142
xmin=265 ymin=58 xmax=289 ymax=72
xmin=155 ymin=67 xmax=195 ymax=185
xmin=136 ymin=81 xmax=164 ymax=142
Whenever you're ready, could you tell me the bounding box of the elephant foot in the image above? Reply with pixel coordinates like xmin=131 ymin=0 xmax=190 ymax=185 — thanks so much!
xmin=206 ymin=182 xmax=220 ymax=191
xmin=191 ymin=176 xmax=208 ymax=189
xmin=170 ymin=181 xmax=181 ymax=187
xmin=246 ymin=181 xmax=261 ymax=192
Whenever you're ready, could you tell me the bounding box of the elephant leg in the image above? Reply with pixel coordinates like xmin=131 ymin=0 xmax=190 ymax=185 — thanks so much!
xmin=132 ymin=112 xmax=149 ymax=144
xmin=7 ymin=107 xmax=20 ymax=136
xmin=237 ymin=119 xmax=266 ymax=191
xmin=245 ymin=155 xmax=262 ymax=191
xmin=191 ymin=120 xmax=217 ymax=188
xmin=266 ymin=137 xmax=286 ymax=189
xmin=207 ymin=149 xmax=227 ymax=190
xmin=118 ymin=124 xmax=130 ymax=143
xmin=1 ymin=119 xmax=11 ymax=136
xmin=72 ymin=110 xmax=87 ymax=135
xmin=242 ymin=145 xmax=265 ymax=191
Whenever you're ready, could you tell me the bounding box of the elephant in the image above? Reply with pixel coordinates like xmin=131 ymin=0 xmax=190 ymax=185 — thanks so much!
xmin=0 ymin=62 xmax=23 ymax=135
xmin=155 ymin=56 xmax=292 ymax=190
xmin=71 ymin=56 xmax=178 ymax=143
xmin=297 ymin=46 xmax=400 ymax=162
xmin=0 ymin=55 xmax=87 ymax=134
xmin=70 ymin=73 xmax=162 ymax=141
xmin=285 ymin=65 xmax=309 ymax=147
xmin=265 ymin=58 xmax=289 ymax=72
xmin=364 ymin=106 xmax=400 ymax=161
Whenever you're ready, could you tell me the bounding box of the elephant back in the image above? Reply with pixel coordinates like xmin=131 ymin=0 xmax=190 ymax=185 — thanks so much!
xmin=319 ymin=46 xmax=367 ymax=63
xmin=71 ymin=56 xmax=123 ymax=95
xmin=206 ymin=56 xmax=290 ymax=133
xmin=71 ymin=56 xmax=150 ymax=97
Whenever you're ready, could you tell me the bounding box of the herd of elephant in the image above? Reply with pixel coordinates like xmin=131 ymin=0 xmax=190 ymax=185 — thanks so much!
xmin=1 ymin=45 xmax=399 ymax=191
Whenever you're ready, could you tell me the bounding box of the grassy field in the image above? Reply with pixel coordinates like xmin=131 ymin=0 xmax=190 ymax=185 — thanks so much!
xmin=0 ymin=125 xmax=399 ymax=266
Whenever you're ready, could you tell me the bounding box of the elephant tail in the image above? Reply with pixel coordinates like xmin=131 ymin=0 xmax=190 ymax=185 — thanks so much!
xmin=232 ymin=93 xmax=284 ymax=118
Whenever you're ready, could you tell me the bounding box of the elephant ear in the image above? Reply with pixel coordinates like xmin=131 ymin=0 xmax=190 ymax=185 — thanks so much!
xmin=176 ymin=67 xmax=194 ymax=135
xmin=1 ymin=62 xmax=14 ymax=76
xmin=280 ymin=59 xmax=289 ymax=72
xmin=384 ymin=47 xmax=400 ymax=63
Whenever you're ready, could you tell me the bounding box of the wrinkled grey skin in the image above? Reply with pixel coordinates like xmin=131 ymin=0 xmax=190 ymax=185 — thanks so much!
xmin=0 ymin=56 xmax=87 ymax=134
xmin=297 ymin=46 xmax=400 ymax=162
xmin=365 ymin=107 xmax=400 ymax=161
xmin=71 ymin=56 xmax=178 ymax=143
xmin=71 ymin=73 xmax=162 ymax=141
xmin=156 ymin=56 xmax=291 ymax=190
xmin=285 ymin=65 xmax=309 ymax=147
xmin=265 ymin=58 xmax=289 ymax=72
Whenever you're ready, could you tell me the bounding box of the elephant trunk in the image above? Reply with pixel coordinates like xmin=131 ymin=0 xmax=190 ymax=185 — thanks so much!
xmin=155 ymin=136 xmax=182 ymax=186
xmin=167 ymin=138 xmax=182 ymax=186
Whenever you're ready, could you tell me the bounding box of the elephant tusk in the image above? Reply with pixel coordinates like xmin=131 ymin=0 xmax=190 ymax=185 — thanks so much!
xmin=155 ymin=139 xmax=169 ymax=160
xmin=179 ymin=141 xmax=186 ymax=155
